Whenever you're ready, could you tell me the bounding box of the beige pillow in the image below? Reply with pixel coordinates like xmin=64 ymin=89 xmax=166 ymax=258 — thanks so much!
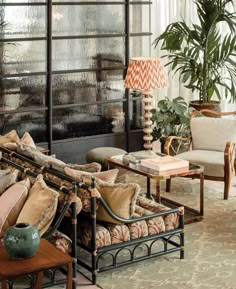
xmin=0 ymin=170 xmax=19 ymax=195
xmin=0 ymin=130 xmax=20 ymax=146
xmin=0 ymin=169 xmax=11 ymax=178
xmin=4 ymin=132 xmax=36 ymax=151
xmin=20 ymin=132 xmax=36 ymax=148
xmin=67 ymin=162 xmax=102 ymax=173
xmin=64 ymin=167 xmax=119 ymax=183
xmin=17 ymin=175 xmax=59 ymax=236
xmin=96 ymin=182 xmax=140 ymax=224
xmin=16 ymin=143 xmax=40 ymax=158
xmin=0 ymin=179 xmax=30 ymax=238
xmin=34 ymin=153 xmax=66 ymax=172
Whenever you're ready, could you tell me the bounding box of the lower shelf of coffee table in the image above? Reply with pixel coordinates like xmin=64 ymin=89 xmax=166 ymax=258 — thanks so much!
xmin=160 ymin=196 xmax=203 ymax=224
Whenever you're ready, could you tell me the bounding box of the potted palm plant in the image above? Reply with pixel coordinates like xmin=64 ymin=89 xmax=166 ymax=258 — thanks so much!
xmin=153 ymin=0 xmax=236 ymax=110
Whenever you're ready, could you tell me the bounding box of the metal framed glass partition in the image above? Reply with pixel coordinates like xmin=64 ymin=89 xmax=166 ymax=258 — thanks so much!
xmin=0 ymin=0 xmax=151 ymax=159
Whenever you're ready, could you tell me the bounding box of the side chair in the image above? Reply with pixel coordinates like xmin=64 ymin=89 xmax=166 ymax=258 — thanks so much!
xmin=164 ymin=109 xmax=236 ymax=200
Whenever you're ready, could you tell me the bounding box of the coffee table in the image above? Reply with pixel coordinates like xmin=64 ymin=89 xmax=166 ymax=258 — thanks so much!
xmin=0 ymin=238 xmax=73 ymax=289
xmin=107 ymin=151 xmax=204 ymax=224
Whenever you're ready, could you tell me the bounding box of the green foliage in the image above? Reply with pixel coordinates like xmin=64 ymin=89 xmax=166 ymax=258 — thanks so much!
xmin=151 ymin=96 xmax=192 ymax=144
xmin=153 ymin=0 xmax=236 ymax=103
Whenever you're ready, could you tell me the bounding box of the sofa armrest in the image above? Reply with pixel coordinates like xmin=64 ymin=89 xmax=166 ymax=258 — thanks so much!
xmin=164 ymin=136 xmax=192 ymax=155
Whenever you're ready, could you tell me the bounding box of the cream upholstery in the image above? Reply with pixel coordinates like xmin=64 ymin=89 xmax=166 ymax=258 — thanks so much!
xmin=164 ymin=110 xmax=236 ymax=200
xmin=177 ymin=150 xmax=224 ymax=177
xmin=191 ymin=117 xmax=236 ymax=151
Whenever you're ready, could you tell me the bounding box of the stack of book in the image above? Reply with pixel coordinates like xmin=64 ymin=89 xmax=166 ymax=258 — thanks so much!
xmin=140 ymin=155 xmax=189 ymax=172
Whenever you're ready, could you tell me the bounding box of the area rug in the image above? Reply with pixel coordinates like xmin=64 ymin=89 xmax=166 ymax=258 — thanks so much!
xmin=96 ymin=175 xmax=236 ymax=289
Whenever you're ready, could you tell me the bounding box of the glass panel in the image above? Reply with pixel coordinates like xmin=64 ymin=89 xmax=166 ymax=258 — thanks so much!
xmin=52 ymin=38 xmax=125 ymax=71
xmin=130 ymin=5 xmax=150 ymax=33
xmin=0 ymin=76 xmax=46 ymax=111
xmin=130 ymin=36 xmax=151 ymax=58
xmin=0 ymin=6 xmax=46 ymax=39
xmin=53 ymin=102 xmax=125 ymax=140
xmin=0 ymin=111 xmax=47 ymax=142
xmin=52 ymin=71 xmax=125 ymax=105
xmin=4 ymin=0 xmax=45 ymax=2
xmin=1 ymin=41 xmax=46 ymax=74
xmin=130 ymin=98 xmax=143 ymax=130
xmin=53 ymin=0 xmax=123 ymax=2
xmin=53 ymin=5 xmax=125 ymax=36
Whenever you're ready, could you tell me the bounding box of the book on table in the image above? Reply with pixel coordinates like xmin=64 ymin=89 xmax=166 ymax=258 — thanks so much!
xmin=140 ymin=155 xmax=189 ymax=171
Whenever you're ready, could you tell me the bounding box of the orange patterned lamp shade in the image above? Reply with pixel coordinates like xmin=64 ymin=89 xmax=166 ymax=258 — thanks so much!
xmin=125 ymin=57 xmax=168 ymax=92
xmin=125 ymin=57 xmax=168 ymax=150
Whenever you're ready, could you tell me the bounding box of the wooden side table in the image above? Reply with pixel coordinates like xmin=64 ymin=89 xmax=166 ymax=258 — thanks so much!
xmin=0 ymin=239 xmax=73 ymax=289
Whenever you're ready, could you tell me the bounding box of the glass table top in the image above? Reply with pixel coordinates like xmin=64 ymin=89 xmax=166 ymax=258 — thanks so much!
xmin=108 ymin=150 xmax=204 ymax=179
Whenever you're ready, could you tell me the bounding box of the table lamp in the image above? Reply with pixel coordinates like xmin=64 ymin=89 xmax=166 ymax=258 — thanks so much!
xmin=125 ymin=57 xmax=168 ymax=150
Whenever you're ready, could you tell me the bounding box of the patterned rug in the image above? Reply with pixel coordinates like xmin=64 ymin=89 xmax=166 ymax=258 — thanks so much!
xmin=96 ymin=175 xmax=236 ymax=289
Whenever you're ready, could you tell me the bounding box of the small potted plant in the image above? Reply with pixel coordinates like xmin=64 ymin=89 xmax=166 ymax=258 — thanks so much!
xmin=151 ymin=96 xmax=192 ymax=153
xmin=153 ymin=0 xmax=236 ymax=110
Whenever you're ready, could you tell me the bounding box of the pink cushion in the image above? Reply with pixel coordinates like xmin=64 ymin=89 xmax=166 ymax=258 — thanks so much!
xmin=0 ymin=179 xmax=30 ymax=238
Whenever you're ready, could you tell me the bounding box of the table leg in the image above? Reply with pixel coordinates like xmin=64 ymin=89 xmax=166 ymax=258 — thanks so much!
xmin=147 ymin=177 xmax=151 ymax=198
xmin=166 ymin=178 xmax=171 ymax=192
xmin=200 ymin=172 xmax=204 ymax=216
xmin=34 ymin=271 xmax=43 ymax=289
xmin=1 ymin=279 xmax=7 ymax=289
xmin=66 ymin=263 xmax=73 ymax=289
xmin=156 ymin=179 xmax=161 ymax=203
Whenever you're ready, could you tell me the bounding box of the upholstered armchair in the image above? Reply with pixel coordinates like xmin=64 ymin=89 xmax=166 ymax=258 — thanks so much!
xmin=164 ymin=109 xmax=236 ymax=200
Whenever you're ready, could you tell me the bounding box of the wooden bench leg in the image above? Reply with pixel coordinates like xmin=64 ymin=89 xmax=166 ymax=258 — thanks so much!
xmin=34 ymin=271 xmax=43 ymax=289
xmin=67 ymin=263 xmax=72 ymax=289
xmin=1 ymin=279 xmax=8 ymax=289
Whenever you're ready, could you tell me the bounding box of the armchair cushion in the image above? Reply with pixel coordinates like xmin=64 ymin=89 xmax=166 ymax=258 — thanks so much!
xmin=34 ymin=153 xmax=66 ymax=172
xmin=177 ymin=150 xmax=224 ymax=177
xmin=66 ymin=162 xmax=101 ymax=173
xmin=96 ymin=182 xmax=140 ymax=224
xmin=17 ymin=175 xmax=59 ymax=236
xmin=191 ymin=117 xmax=236 ymax=151
xmin=0 ymin=170 xmax=19 ymax=195
xmin=0 ymin=130 xmax=20 ymax=146
xmin=4 ymin=132 xmax=36 ymax=151
xmin=64 ymin=167 xmax=119 ymax=183
xmin=0 ymin=179 xmax=30 ymax=238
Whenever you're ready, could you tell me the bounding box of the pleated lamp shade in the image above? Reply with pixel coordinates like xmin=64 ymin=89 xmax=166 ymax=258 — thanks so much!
xmin=124 ymin=57 xmax=168 ymax=91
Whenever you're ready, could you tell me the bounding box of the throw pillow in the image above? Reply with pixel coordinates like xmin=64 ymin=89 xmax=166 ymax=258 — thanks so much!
xmin=4 ymin=131 xmax=37 ymax=151
xmin=0 ymin=179 xmax=30 ymax=238
xmin=20 ymin=132 xmax=36 ymax=148
xmin=0 ymin=170 xmax=19 ymax=195
xmin=17 ymin=174 xmax=59 ymax=236
xmin=96 ymin=181 xmax=140 ymax=224
xmin=0 ymin=130 xmax=20 ymax=146
xmin=0 ymin=169 xmax=11 ymax=178
xmin=67 ymin=162 xmax=102 ymax=173
xmin=33 ymin=153 xmax=66 ymax=172
xmin=16 ymin=143 xmax=40 ymax=158
xmin=64 ymin=167 xmax=119 ymax=183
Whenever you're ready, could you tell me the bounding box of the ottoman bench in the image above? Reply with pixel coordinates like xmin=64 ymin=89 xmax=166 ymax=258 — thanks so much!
xmin=86 ymin=147 xmax=127 ymax=170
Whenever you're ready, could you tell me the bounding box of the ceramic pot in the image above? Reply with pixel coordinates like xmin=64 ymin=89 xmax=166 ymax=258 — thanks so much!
xmin=3 ymin=223 xmax=40 ymax=259
xmin=189 ymin=100 xmax=221 ymax=116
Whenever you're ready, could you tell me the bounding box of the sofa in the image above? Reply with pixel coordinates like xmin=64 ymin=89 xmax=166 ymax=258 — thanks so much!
xmin=0 ymin=131 xmax=185 ymax=286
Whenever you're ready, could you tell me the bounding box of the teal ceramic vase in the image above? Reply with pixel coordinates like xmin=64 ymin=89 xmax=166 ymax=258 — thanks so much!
xmin=3 ymin=223 xmax=40 ymax=259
